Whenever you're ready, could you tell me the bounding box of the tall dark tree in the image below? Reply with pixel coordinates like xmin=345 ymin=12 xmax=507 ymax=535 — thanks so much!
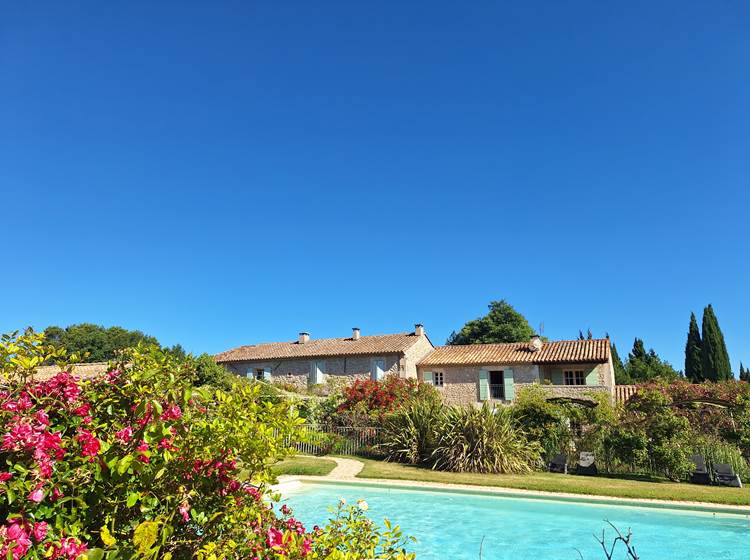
xmin=740 ymin=363 xmax=749 ymax=383
xmin=587 ymin=329 xmax=593 ymax=340
xmin=447 ymin=300 xmax=535 ymax=345
xmin=684 ymin=312 xmax=703 ymax=383
xmin=578 ymin=330 xmax=585 ymax=341
xmin=701 ymin=304 xmax=732 ymax=381
xmin=44 ymin=323 xmax=160 ymax=362
xmin=610 ymin=341 xmax=631 ymax=384
xmin=625 ymin=338 xmax=679 ymax=382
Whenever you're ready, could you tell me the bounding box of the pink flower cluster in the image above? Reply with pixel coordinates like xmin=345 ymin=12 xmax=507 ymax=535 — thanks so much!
xmin=47 ymin=538 xmax=87 ymax=560
xmin=0 ymin=519 xmax=47 ymax=560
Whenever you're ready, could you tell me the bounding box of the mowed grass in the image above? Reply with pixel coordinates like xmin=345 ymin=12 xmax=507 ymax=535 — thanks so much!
xmin=272 ymin=455 xmax=337 ymax=476
xmin=354 ymin=458 xmax=750 ymax=507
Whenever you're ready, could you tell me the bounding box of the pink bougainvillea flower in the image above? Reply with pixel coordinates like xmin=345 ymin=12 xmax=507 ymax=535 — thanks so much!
xmin=266 ymin=527 xmax=284 ymax=549
xmin=32 ymin=521 xmax=48 ymax=542
xmin=178 ymin=504 xmax=190 ymax=523
xmin=115 ymin=426 xmax=133 ymax=443
xmin=28 ymin=488 xmax=44 ymax=503
xmin=76 ymin=430 xmax=101 ymax=458
xmin=0 ymin=472 xmax=12 ymax=482
xmin=160 ymin=404 xmax=182 ymax=421
xmin=136 ymin=440 xmax=149 ymax=453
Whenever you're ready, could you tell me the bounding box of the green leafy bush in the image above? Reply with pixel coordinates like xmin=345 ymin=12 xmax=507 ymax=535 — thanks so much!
xmin=511 ymin=386 xmax=572 ymax=461
xmin=0 ymin=330 xmax=414 ymax=560
xmin=692 ymin=435 xmax=750 ymax=480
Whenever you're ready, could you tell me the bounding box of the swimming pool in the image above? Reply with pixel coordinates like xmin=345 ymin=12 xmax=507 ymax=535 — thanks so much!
xmin=281 ymin=481 xmax=750 ymax=559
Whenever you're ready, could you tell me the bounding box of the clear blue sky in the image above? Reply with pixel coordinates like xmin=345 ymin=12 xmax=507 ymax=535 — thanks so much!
xmin=1 ymin=1 xmax=748 ymax=371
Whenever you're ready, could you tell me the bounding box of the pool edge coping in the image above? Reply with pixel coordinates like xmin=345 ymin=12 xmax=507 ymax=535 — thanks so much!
xmin=274 ymin=475 xmax=750 ymax=516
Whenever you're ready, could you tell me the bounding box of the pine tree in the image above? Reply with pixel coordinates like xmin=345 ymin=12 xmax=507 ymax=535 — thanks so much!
xmin=684 ymin=312 xmax=703 ymax=383
xmin=701 ymin=304 xmax=732 ymax=381
xmin=625 ymin=338 xmax=679 ymax=382
xmin=578 ymin=330 xmax=585 ymax=340
xmin=587 ymin=329 xmax=593 ymax=340
xmin=739 ymin=363 xmax=749 ymax=382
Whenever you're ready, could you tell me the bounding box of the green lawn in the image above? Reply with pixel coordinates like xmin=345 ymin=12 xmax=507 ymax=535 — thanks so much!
xmin=272 ymin=455 xmax=337 ymax=476
xmin=354 ymin=458 xmax=750 ymax=507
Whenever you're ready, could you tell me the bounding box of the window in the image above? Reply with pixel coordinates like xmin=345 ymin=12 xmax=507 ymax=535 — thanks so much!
xmin=371 ymin=358 xmax=386 ymax=381
xmin=489 ymin=370 xmax=505 ymax=399
xmin=433 ymin=371 xmax=444 ymax=387
xmin=564 ymin=370 xmax=585 ymax=386
xmin=254 ymin=369 xmax=264 ymax=381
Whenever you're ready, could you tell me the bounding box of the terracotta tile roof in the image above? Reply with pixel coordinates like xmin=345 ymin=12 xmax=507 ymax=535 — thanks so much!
xmin=615 ymin=384 xmax=639 ymax=404
xmin=215 ymin=332 xmax=425 ymax=363
xmin=418 ymin=338 xmax=610 ymax=367
xmin=31 ymin=362 xmax=111 ymax=382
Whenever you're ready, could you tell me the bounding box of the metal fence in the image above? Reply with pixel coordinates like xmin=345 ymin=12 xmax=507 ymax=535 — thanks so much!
xmin=286 ymin=424 xmax=384 ymax=457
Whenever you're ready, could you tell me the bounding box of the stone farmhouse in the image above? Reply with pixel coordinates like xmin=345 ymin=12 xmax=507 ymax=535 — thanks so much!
xmin=215 ymin=327 xmax=615 ymax=404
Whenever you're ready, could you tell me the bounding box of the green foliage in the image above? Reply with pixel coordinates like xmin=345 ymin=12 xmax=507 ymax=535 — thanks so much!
xmin=431 ymin=405 xmax=541 ymax=474
xmin=741 ymin=363 xmax=749 ymax=383
xmin=44 ymin=323 xmax=159 ymax=362
xmin=610 ymin=341 xmax=631 ymax=384
xmin=511 ymin=386 xmax=572 ymax=461
xmin=692 ymin=435 xmax=750 ymax=480
xmin=311 ymin=501 xmax=415 ymax=560
xmin=380 ymin=400 xmax=443 ymax=465
xmin=701 ymin=304 xmax=733 ymax=381
xmin=190 ymin=352 xmax=235 ymax=389
xmin=446 ymin=300 xmax=535 ymax=345
xmin=606 ymin=389 xmax=694 ymax=480
xmin=684 ymin=312 xmax=703 ymax=383
xmin=624 ymin=338 xmax=679 ymax=382
xmin=0 ymin=330 xmax=413 ymax=560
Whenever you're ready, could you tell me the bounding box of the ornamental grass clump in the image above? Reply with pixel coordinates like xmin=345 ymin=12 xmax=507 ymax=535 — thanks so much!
xmin=431 ymin=405 xmax=541 ymax=474
xmin=0 ymin=329 xmax=414 ymax=560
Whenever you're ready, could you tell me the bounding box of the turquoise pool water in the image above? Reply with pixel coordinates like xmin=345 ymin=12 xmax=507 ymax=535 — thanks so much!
xmin=282 ymin=482 xmax=750 ymax=559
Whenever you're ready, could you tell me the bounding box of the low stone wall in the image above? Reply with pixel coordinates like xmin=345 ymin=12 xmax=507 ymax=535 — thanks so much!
xmin=515 ymin=383 xmax=610 ymax=400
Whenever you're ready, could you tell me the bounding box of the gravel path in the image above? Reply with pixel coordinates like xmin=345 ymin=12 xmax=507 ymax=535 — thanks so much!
xmin=327 ymin=457 xmax=364 ymax=479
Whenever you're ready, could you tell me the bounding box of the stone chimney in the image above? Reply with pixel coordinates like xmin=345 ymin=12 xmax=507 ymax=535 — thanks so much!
xmin=352 ymin=327 xmax=361 ymax=341
xmin=298 ymin=332 xmax=310 ymax=344
xmin=529 ymin=334 xmax=543 ymax=352
xmin=414 ymin=323 xmax=425 ymax=337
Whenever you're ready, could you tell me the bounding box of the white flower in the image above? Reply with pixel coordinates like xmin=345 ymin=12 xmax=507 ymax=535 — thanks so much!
xmin=357 ymin=499 xmax=369 ymax=511
xmin=339 ymin=497 xmax=347 ymax=506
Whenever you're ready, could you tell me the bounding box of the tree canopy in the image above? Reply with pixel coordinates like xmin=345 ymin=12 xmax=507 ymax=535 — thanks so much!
xmin=44 ymin=323 xmax=159 ymax=362
xmin=447 ymin=300 xmax=535 ymax=345
xmin=624 ymin=338 xmax=680 ymax=382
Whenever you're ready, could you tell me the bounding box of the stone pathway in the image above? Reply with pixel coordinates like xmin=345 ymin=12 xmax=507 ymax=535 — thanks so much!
xmin=327 ymin=457 xmax=364 ymax=479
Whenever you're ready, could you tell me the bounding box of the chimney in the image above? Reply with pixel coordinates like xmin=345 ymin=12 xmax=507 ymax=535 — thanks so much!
xmin=352 ymin=327 xmax=361 ymax=341
xmin=529 ymin=334 xmax=543 ymax=352
xmin=414 ymin=323 xmax=425 ymax=337
xmin=298 ymin=332 xmax=310 ymax=344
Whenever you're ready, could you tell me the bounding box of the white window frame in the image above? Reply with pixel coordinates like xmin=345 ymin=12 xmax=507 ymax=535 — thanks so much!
xmin=564 ymin=370 xmax=585 ymax=386
xmin=254 ymin=368 xmax=265 ymax=381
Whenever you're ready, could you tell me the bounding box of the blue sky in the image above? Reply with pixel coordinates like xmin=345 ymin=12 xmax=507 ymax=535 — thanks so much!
xmin=1 ymin=1 xmax=748 ymax=371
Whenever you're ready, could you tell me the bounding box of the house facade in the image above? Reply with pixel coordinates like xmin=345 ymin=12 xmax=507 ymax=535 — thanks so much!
xmin=416 ymin=336 xmax=615 ymax=405
xmin=215 ymin=325 xmax=434 ymax=389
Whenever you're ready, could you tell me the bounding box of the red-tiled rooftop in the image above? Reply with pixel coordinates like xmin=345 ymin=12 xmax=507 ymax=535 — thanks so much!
xmin=418 ymin=338 xmax=611 ymax=367
xmin=215 ymin=332 xmax=424 ymax=363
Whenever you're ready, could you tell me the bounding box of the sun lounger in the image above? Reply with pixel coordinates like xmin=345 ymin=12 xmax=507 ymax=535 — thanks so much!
xmin=714 ymin=463 xmax=742 ymax=488
xmin=689 ymin=454 xmax=711 ymax=485
xmin=548 ymin=453 xmax=568 ymax=474
xmin=575 ymin=452 xmax=598 ymax=476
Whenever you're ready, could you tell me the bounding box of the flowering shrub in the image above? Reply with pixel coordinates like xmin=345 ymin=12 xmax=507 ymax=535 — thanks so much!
xmin=0 ymin=330 xmax=415 ymax=559
xmin=337 ymin=377 xmax=438 ymax=420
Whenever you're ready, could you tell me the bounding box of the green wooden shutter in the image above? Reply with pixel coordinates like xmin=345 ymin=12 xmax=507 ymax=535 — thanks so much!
xmin=585 ymin=369 xmax=599 ymax=385
xmin=503 ymin=369 xmax=515 ymax=401
xmin=423 ymin=371 xmax=434 ymax=385
xmin=551 ymin=369 xmax=564 ymax=385
xmin=478 ymin=370 xmax=489 ymax=401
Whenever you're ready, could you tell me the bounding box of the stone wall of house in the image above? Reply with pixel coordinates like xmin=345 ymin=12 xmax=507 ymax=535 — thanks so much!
xmin=402 ymin=334 xmax=436 ymax=379
xmin=418 ymin=361 xmax=614 ymax=406
xmin=539 ymin=362 xmax=614 ymax=394
xmin=223 ymin=354 xmax=401 ymax=390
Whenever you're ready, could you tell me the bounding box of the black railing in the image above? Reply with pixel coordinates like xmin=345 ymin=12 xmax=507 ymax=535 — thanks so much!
xmin=489 ymin=384 xmax=505 ymax=400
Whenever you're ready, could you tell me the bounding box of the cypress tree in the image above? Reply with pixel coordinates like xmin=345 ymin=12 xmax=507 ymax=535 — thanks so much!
xmin=684 ymin=312 xmax=703 ymax=383
xmin=740 ymin=363 xmax=749 ymax=382
xmin=701 ymin=304 xmax=732 ymax=381
xmin=610 ymin=342 xmax=630 ymax=384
